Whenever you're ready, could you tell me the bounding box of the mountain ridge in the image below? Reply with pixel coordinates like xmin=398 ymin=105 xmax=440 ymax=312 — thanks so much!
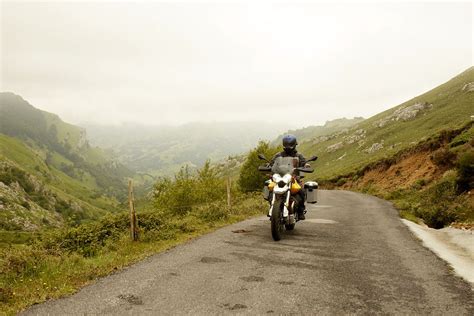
xmin=0 ymin=92 xmax=132 ymax=231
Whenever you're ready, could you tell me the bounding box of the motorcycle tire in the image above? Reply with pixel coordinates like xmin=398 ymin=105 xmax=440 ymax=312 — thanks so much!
xmin=271 ymin=198 xmax=284 ymax=241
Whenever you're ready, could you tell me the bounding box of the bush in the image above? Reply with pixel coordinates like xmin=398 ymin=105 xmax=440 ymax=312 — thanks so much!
xmin=430 ymin=149 xmax=457 ymax=167
xmin=411 ymin=178 xmax=427 ymax=190
xmin=238 ymin=141 xmax=279 ymax=192
xmin=195 ymin=202 xmax=229 ymax=222
xmin=39 ymin=212 xmax=130 ymax=255
xmin=456 ymin=150 xmax=474 ymax=192
xmin=414 ymin=174 xmax=460 ymax=228
xmin=153 ymin=161 xmax=228 ymax=217
xmin=336 ymin=178 xmax=347 ymax=186
xmin=450 ymin=126 xmax=474 ymax=148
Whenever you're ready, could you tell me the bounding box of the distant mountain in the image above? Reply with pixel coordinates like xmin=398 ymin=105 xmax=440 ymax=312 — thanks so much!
xmin=83 ymin=121 xmax=290 ymax=176
xmin=0 ymin=93 xmax=133 ymax=231
xmin=298 ymin=67 xmax=474 ymax=180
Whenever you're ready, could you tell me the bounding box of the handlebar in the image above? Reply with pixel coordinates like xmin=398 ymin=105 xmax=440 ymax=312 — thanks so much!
xmin=258 ymin=165 xmax=314 ymax=173
xmin=296 ymin=167 xmax=314 ymax=173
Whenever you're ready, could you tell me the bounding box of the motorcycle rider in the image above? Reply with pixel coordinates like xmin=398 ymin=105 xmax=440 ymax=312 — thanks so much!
xmin=270 ymin=134 xmax=308 ymax=220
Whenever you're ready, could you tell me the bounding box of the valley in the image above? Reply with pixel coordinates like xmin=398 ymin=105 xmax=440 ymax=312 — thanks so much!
xmin=0 ymin=67 xmax=473 ymax=314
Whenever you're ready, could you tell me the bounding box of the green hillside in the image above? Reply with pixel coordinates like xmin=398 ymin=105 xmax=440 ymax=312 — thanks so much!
xmin=0 ymin=93 xmax=133 ymax=232
xmin=298 ymin=67 xmax=474 ymax=180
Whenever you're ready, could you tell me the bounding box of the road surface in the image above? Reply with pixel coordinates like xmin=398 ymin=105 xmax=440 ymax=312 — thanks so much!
xmin=24 ymin=190 xmax=474 ymax=315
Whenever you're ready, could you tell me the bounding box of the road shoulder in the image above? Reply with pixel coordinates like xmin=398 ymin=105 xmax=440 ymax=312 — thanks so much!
xmin=402 ymin=219 xmax=474 ymax=286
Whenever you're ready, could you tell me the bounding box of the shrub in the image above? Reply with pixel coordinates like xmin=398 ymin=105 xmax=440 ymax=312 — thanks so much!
xmin=456 ymin=150 xmax=474 ymax=192
xmin=411 ymin=178 xmax=427 ymax=190
xmin=336 ymin=178 xmax=347 ymax=186
xmin=195 ymin=202 xmax=229 ymax=222
xmin=39 ymin=212 xmax=130 ymax=255
xmin=430 ymin=149 xmax=457 ymax=167
xmin=450 ymin=126 xmax=474 ymax=148
xmin=415 ymin=174 xmax=460 ymax=228
xmin=238 ymin=141 xmax=279 ymax=192
xmin=153 ymin=161 xmax=228 ymax=217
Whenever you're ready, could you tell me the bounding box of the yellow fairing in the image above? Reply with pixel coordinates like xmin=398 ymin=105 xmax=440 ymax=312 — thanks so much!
xmin=291 ymin=181 xmax=301 ymax=194
xmin=268 ymin=181 xmax=276 ymax=191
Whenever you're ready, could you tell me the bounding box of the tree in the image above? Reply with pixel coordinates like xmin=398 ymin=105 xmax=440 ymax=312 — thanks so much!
xmin=238 ymin=141 xmax=279 ymax=192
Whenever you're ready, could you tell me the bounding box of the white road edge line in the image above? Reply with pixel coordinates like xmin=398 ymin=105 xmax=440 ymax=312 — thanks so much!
xmin=401 ymin=219 xmax=474 ymax=287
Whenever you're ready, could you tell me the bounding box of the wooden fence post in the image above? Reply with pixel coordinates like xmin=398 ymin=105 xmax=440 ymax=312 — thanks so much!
xmin=226 ymin=177 xmax=232 ymax=209
xmin=128 ymin=179 xmax=138 ymax=241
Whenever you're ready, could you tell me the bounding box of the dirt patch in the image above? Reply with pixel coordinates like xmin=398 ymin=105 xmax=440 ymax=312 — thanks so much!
xmin=344 ymin=150 xmax=442 ymax=191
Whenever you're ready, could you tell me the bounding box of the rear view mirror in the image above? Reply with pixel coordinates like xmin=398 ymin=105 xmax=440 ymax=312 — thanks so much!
xmin=258 ymin=165 xmax=272 ymax=172
xmin=258 ymin=154 xmax=269 ymax=162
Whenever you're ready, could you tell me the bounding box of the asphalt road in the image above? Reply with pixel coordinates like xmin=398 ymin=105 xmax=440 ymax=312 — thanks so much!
xmin=24 ymin=190 xmax=474 ymax=315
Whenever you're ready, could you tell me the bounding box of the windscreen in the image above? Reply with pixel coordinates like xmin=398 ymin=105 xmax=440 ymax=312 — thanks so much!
xmin=271 ymin=156 xmax=299 ymax=175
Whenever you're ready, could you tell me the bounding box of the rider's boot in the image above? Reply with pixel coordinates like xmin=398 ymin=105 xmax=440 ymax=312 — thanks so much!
xmin=298 ymin=205 xmax=306 ymax=220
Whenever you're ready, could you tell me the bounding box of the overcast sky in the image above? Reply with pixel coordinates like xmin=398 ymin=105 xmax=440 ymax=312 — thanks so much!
xmin=1 ymin=1 xmax=472 ymax=127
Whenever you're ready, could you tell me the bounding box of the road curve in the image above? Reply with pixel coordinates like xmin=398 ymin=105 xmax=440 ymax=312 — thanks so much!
xmin=24 ymin=190 xmax=474 ymax=315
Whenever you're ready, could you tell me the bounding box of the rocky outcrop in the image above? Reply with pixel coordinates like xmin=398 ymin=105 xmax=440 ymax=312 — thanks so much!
xmin=374 ymin=102 xmax=433 ymax=128
xmin=364 ymin=142 xmax=384 ymax=154
xmin=326 ymin=142 xmax=344 ymax=153
xmin=461 ymin=82 xmax=474 ymax=92
xmin=0 ymin=160 xmax=67 ymax=230
xmin=0 ymin=179 xmax=62 ymax=231
xmin=343 ymin=129 xmax=366 ymax=145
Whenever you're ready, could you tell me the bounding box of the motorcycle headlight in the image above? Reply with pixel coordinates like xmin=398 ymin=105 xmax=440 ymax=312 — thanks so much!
xmin=273 ymin=174 xmax=291 ymax=187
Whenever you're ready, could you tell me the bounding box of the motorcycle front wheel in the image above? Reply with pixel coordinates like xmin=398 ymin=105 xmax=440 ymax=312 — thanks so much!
xmin=271 ymin=198 xmax=284 ymax=241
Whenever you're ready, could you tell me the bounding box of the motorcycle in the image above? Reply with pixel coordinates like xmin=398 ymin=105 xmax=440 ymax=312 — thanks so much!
xmin=258 ymin=154 xmax=318 ymax=241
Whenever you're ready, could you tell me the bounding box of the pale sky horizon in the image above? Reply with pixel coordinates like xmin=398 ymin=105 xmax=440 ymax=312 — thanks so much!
xmin=1 ymin=1 xmax=472 ymax=128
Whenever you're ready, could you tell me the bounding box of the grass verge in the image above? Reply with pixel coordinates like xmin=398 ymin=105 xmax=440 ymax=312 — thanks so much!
xmin=359 ymin=172 xmax=473 ymax=228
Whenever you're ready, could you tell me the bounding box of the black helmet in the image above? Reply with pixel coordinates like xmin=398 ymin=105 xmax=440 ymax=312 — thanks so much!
xmin=282 ymin=134 xmax=297 ymax=154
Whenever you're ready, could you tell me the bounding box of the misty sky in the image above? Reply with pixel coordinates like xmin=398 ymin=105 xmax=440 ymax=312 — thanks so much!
xmin=1 ymin=1 xmax=472 ymax=127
